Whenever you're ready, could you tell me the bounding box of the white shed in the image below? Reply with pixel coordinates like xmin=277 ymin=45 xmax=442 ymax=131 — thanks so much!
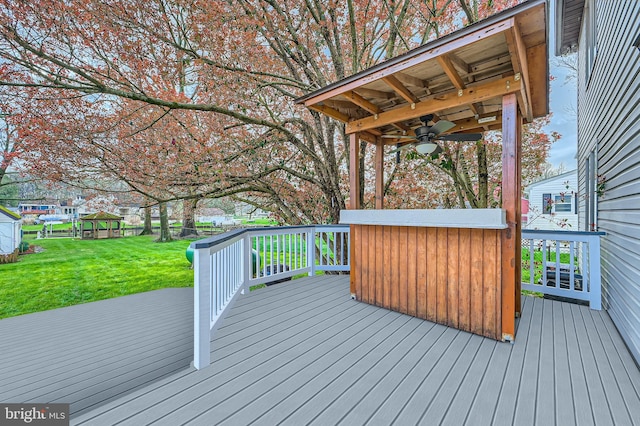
xmin=0 ymin=205 xmax=22 ymax=257
xmin=525 ymin=170 xmax=578 ymax=230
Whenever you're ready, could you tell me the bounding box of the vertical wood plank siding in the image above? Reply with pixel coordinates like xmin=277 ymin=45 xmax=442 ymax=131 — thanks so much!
xmin=351 ymin=225 xmax=502 ymax=340
xmin=577 ymin=0 xmax=640 ymax=363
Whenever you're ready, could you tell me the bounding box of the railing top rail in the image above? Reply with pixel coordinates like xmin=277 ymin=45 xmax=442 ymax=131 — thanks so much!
xmin=522 ymin=229 xmax=606 ymax=237
xmin=190 ymin=224 xmax=350 ymax=249
xmin=191 ymin=228 xmax=247 ymax=249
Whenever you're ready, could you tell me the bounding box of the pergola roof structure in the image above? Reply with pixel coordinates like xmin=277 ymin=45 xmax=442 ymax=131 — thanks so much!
xmin=296 ymin=0 xmax=549 ymax=342
xmin=295 ymin=0 xmax=548 ymax=144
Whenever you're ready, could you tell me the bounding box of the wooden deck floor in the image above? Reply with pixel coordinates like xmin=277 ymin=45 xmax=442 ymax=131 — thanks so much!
xmin=0 ymin=288 xmax=193 ymax=418
xmin=2 ymin=275 xmax=639 ymax=425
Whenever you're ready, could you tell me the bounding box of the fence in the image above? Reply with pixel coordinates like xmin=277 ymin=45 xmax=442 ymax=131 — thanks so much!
xmin=521 ymin=230 xmax=605 ymax=309
xmin=191 ymin=225 xmax=350 ymax=369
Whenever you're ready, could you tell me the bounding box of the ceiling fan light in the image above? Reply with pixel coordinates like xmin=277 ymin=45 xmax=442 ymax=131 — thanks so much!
xmin=416 ymin=142 xmax=438 ymax=154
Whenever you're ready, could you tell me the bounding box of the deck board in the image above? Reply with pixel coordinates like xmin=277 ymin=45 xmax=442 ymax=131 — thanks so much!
xmin=0 ymin=288 xmax=193 ymax=417
xmin=1 ymin=275 xmax=639 ymax=426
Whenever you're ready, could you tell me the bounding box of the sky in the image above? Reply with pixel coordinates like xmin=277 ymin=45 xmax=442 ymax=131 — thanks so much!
xmin=544 ymin=0 xmax=579 ymax=171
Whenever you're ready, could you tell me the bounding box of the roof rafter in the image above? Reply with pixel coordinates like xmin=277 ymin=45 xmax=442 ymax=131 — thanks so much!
xmin=309 ymin=105 xmax=350 ymax=123
xmin=382 ymin=75 xmax=420 ymax=104
xmin=346 ymin=75 xmax=522 ymax=134
xmin=343 ymin=90 xmax=380 ymax=114
xmin=437 ymin=54 xmax=482 ymax=117
xmin=353 ymin=88 xmax=394 ymax=99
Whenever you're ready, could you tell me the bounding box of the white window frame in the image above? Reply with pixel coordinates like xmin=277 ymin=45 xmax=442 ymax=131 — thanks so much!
xmin=554 ymin=194 xmax=573 ymax=213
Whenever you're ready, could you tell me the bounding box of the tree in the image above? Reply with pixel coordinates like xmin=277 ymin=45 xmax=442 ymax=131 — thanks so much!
xmin=0 ymin=0 xmax=553 ymax=226
xmin=0 ymin=174 xmax=17 ymax=206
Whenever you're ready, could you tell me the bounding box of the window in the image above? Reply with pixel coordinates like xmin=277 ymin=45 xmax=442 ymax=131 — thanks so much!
xmin=542 ymin=193 xmax=553 ymax=214
xmin=554 ymin=195 xmax=573 ymax=212
xmin=542 ymin=193 xmax=574 ymax=214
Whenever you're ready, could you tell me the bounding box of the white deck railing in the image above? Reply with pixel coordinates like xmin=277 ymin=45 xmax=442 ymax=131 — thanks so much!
xmin=191 ymin=225 xmax=350 ymax=369
xmin=521 ymin=230 xmax=605 ymax=310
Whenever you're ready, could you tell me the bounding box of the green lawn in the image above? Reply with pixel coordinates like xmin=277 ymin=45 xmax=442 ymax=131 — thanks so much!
xmin=521 ymin=248 xmax=575 ymax=284
xmin=0 ymin=236 xmax=194 ymax=319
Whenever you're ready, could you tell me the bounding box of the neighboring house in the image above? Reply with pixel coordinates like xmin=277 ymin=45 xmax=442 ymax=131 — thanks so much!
xmin=556 ymin=0 xmax=640 ymax=362
xmin=59 ymin=199 xmax=79 ymax=219
xmin=17 ymin=201 xmax=57 ymax=216
xmin=524 ymin=170 xmax=578 ymax=230
xmin=0 ymin=205 xmax=22 ymax=260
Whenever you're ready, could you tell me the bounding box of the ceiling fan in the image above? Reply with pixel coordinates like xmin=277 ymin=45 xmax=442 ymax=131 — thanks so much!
xmin=385 ymin=114 xmax=482 ymax=156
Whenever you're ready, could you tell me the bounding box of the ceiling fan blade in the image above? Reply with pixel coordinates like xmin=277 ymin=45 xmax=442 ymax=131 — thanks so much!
xmin=435 ymin=133 xmax=482 ymax=142
xmin=388 ymin=142 xmax=417 ymax=154
xmin=429 ymin=120 xmax=456 ymax=135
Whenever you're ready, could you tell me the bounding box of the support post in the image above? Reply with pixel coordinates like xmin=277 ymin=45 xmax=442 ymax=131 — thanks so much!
xmin=349 ymin=133 xmax=361 ymax=297
xmin=307 ymin=229 xmax=316 ymax=276
xmin=193 ymin=247 xmax=211 ymax=369
xmin=243 ymin=235 xmax=252 ymax=292
xmin=349 ymin=133 xmax=361 ymax=210
xmin=589 ymin=235 xmax=602 ymax=310
xmin=375 ymin=138 xmax=384 ymax=209
xmin=501 ymin=93 xmax=521 ymax=342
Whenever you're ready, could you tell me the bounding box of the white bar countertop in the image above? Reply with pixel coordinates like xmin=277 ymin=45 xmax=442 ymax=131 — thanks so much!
xmin=339 ymin=209 xmax=507 ymax=229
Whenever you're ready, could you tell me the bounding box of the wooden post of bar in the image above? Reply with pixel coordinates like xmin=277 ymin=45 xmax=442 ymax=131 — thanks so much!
xmin=515 ymin=115 xmax=522 ymax=317
xmin=375 ymin=138 xmax=384 ymax=209
xmin=501 ymin=93 xmax=521 ymax=342
xmin=349 ymin=132 xmax=361 ymax=297
xmin=349 ymin=132 xmax=361 ymax=210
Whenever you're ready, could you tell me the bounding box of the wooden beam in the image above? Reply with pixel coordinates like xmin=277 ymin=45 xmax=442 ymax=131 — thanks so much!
xmin=527 ymin=43 xmax=548 ymax=118
xmin=309 ymin=105 xmax=351 ymax=123
xmin=375 ymin=139 xmax=384 ymax=209
xmin=448 ymin=114 xmax=502 ymax=133
xmin=505 ymin=19 xmax=533 ymax=122
xmin=346 ymin=75 xmax=522 ymax=134
xmin=392 ymin=122 xmax=411 ymax=133
xmin=303 ymin=19 xmax=513 ymax=107
xmin=500 ymin=93 xmax=521 ymax=342
xmin=349 ymin=133 xmax=361 ymax=210
xmin=437 ymin=54 xmax=481 ymax=116
xmin=437 ymin=55 xmax=466 ymax=89
xmin=358 ymin=131 xmax=379 ymax=144
xmin=354 ymin=88 xmax=394 ymax=99
xmin=323 ymin=99 xmax=357 ymax=109
xmin=382 ymin=75 xmax=420 ymax=104
xmin=344 ymin=90 xmax=381 ymax=114
xmin=448 ymin=53 xmax=471 ymax=75
xmin=395 ymin=72 xmax=428 ymax=88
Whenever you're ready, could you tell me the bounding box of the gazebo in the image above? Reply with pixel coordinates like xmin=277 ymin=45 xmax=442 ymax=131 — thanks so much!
xmin=296 ymin=0 xmax=548 ymax=342
xmin=80 ymin=211 xmax=123 ymax=239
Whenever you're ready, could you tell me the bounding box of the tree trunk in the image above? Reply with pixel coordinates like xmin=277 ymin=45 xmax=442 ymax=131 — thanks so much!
xmin=139 ymin=205 xmax=153 ymax=235
xmin=157 ymin=202 xmax=172 ymax=242
xmin=358 ymin=141 xmax=367 ymax=208
xmin=179 ymin=198 xmax=199 ymax=237
xmin=477 ymin=142 xmax=489 ymax=208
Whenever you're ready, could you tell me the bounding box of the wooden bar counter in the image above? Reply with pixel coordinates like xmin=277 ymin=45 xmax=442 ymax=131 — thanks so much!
xmin=341 ymin=209 xmax=508 ymax=340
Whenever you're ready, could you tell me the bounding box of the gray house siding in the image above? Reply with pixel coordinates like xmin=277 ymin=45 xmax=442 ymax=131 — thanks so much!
xmin=576 ymin=0 xmax=640 ymax=363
